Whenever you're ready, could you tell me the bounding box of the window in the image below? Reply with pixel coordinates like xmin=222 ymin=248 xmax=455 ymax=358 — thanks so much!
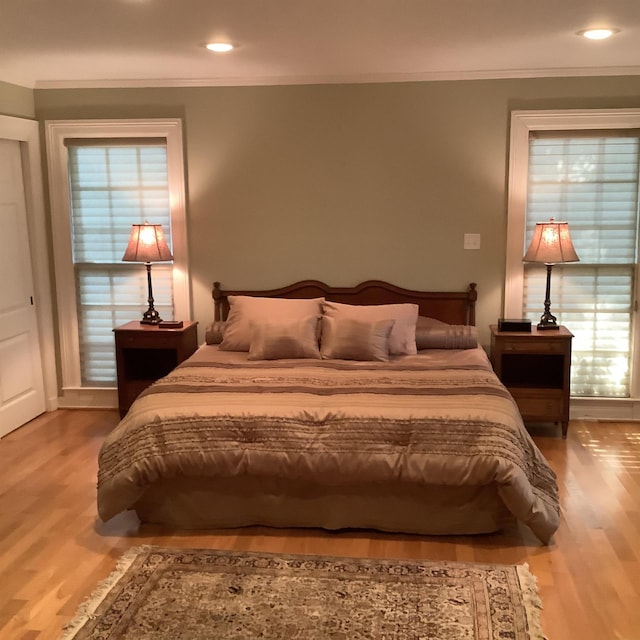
xmin=524 ymin=134 xmax=639 ymax=397
xmin=69 ymin=143 xmax=175 ymax=383
xmin=46 ymin=119 xmax=188 ymax=406
xmin=506 ymin=110 xmax=640 ymax=401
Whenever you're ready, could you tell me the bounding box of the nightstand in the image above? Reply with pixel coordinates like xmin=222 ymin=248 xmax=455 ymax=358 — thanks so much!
xmin=113 ymin=321 xmax=198 ymax=418
xmin=490 ymin=325 xmax=573 ymax=437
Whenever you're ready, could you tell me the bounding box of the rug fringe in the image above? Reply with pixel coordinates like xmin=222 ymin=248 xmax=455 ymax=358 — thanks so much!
xmin=516 ymin=563 xmax=546 ymax=640
xmin=60 ymin=545 xmax=153 ymax=640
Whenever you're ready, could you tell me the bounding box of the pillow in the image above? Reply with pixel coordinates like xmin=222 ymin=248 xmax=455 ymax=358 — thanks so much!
xmin=204 ymin=320 xmax=226 ymax=345
xmin=248 ymin=315 xmax=321 ymax=360
xmin=320 ymin=316 xmax=394 ymax=361
xmin=415 ymin=316 xmax=478 ymax=349
xmin=220 ymin=296 xmax=325 ymax=351
xmin=321 ymin=301 xmax=418 ymax=355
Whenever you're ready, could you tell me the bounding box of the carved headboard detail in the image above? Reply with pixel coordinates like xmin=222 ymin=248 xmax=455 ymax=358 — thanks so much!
xmin=212 ymin=280 xmax=477 ymax=325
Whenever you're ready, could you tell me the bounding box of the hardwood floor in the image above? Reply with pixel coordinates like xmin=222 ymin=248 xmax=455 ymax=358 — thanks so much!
xmin=1 ymin=410 xmax=639 ymax=639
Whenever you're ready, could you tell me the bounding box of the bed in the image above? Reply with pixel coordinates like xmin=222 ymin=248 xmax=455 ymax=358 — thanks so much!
xmin=97 ymin=280 xmax=560 ymax=544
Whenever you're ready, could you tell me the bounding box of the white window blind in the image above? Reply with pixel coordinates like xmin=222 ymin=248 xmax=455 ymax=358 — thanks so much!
xmin=68 ymin=144 xmax=174 ymax=384
xmin=524 ymin=134 xmax=640 ymax=397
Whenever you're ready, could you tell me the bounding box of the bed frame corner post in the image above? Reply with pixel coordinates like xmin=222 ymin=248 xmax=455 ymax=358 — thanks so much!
xmin=212 ymin=281 xmax=222 ymax=321
xmin=468 ymin=282 xmax=477 ymax=325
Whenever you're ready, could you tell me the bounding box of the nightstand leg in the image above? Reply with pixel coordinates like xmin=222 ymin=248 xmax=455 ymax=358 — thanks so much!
xmin=562 ymin=422 xmax=568 ymax=438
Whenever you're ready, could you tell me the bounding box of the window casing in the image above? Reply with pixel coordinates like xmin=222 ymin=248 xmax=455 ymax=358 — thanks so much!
xmin=46 ymin=119 xmax=189 ymax=406
xmin=506 ymin=110 xmax=640 ymax=404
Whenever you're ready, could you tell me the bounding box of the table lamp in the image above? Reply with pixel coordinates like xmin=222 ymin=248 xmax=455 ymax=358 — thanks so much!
xmin=523 ymin=218 xmax=579 ymax=330
xmin=122 ymin=222 xmax=173 ymax=324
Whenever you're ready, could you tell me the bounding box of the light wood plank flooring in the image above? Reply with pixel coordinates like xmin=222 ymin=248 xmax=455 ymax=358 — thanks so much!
xmin=1 ymin=410 xmax=639 ymax=639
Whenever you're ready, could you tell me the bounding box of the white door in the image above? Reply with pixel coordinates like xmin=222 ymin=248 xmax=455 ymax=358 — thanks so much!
xmin=0 ymin=139 xmax=46 ymax=437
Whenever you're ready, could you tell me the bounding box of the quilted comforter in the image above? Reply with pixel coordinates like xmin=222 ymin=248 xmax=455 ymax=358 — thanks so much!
xmin=97 ymin=345 xmax=560 ymax=543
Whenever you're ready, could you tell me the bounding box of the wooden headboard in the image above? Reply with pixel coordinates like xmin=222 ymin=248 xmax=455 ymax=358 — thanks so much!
xmin=212 ymin=280 xmax=477 ymax=325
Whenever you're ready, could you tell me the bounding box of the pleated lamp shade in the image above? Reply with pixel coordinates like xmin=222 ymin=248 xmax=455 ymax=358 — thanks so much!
xmin=523 ymin=219 xmax=579 ymax=265
xmin=122 ymin=223 xmax=173 ymax=263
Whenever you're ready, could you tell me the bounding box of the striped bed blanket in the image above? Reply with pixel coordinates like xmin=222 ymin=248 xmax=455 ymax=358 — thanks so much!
xmin=97 ymin=345 xmax=560 ymax=543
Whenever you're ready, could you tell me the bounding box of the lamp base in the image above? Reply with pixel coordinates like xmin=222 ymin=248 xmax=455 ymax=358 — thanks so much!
xmin=537 ymin=310 xmax=559 ymax=330
xmin=140 ymin=307 xmax=162 ymax=325
xmin=139 ymin=263 xmax=163 ymax=325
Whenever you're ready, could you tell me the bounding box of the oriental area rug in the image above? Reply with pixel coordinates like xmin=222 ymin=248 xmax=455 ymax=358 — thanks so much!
xmin=62 ymin=546 xmax=545 ymax=639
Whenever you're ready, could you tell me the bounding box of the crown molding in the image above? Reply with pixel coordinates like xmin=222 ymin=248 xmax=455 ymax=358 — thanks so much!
xmin=31 ymin=65 xmax=640 ymax=90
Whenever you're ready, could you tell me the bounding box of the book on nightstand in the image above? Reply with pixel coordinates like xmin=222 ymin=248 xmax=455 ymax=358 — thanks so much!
xmin=158 ymin=320 xmax=184 ymax=329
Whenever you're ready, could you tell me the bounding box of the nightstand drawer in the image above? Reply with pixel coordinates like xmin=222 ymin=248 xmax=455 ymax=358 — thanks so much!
xmin=498 ymin=339 xmax=567 ymax=354
xmin=509 ymin=389 xmax=564 ymax=420
xmin=116 ymin=332 xmax=180 ymax=349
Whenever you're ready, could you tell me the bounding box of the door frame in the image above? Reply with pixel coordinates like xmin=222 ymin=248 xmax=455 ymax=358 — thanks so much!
xmin=0 ymin=115 xmax=57 ymax=413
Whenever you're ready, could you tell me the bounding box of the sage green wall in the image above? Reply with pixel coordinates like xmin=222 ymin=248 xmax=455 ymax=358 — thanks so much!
xmin=0 ymin=81 xmax=34 ymax=118
xmin=34 ymin=76 xmax=640 ymax=344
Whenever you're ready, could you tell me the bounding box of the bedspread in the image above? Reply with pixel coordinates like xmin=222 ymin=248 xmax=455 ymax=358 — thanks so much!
xmin=97 ymin=346 xmax=560 ymax=543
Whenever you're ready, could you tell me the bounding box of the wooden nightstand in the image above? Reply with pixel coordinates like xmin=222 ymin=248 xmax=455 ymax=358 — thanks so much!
xmin=113 ymin=321 xmax=198 ymax=418
xmin=490 ymin=325 xmax=573 ymax=437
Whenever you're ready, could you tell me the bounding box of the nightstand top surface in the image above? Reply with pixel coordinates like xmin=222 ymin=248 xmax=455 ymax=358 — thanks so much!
xmin=114 ymin=320 xmax=198 ymax=333
xmin=490 ymin=324 xmax=573 ymax=338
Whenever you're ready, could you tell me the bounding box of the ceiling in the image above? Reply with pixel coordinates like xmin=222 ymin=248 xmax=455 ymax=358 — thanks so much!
xmin=2 ymin=0 xmax=639 ymax=89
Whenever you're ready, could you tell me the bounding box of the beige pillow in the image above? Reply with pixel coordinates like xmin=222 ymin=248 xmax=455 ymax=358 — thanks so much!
xmin=415 ymin=316 xmax=478 ymax=349
xmin=248 ymin=316 xmax=321 ymax=360
xmin=220 ymin=296 xmax=325 ymax=351
xmin=321 ymin=301 xmax=418 ymax=355
xmin=320 ymin=316 xmax=394 ymax=361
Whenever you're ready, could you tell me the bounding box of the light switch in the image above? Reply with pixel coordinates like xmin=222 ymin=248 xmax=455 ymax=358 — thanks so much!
xmin=464 ymin=233 xmax=481 ymax=250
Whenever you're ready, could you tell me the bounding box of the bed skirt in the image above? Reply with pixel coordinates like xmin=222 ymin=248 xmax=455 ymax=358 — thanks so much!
xmin=133 ymin=476 xmax=515 ymax=535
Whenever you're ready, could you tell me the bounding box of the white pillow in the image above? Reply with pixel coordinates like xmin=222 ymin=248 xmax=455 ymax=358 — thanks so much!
xmin=219 ymin=295 xmax=325 ymax=351
xmin=248 ymin=316 xmax=321 ymax=360
xmin=321 ymin=300 xmax=418 ymax=355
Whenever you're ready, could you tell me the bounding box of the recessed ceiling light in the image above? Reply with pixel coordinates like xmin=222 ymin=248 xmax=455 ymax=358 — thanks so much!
xmin=206 ymin=42 xmax=234 ymax=53
xmin=578 ymin=28 xmax=619 ymax=40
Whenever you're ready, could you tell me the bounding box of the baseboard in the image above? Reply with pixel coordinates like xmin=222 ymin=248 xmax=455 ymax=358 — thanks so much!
xmin=570 ymin=397 xmax=640 ymax=421
xmin=58 ymin=386 xmax=118 ymax=410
